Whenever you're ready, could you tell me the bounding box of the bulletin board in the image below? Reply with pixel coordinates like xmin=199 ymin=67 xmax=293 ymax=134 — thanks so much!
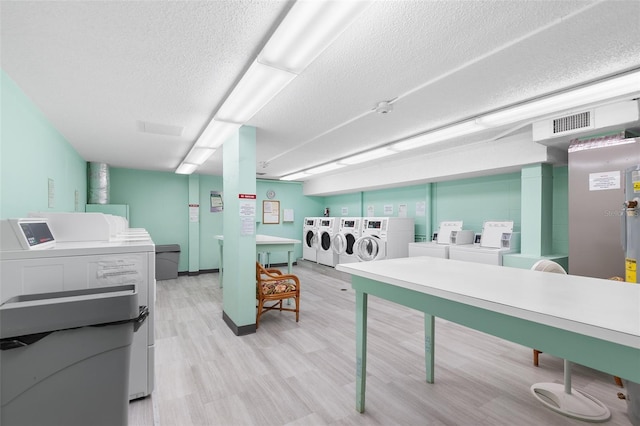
xmin=262 ymin=200 xmax=280 ymax=224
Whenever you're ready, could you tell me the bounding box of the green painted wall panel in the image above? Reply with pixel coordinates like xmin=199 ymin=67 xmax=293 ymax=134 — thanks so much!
xmin=324 ymin=193 xmax=362 ymax=218
xmin=109 ymin=168 xmax=189 ymax=272
xmin=1 ymin=70 xmax=86 ymax=218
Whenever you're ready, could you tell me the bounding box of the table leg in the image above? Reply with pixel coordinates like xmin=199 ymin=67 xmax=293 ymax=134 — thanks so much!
xmin=355 ymin=290 xmax=368 ymax=413
xmin=425 ymin=313 xmax=435 ymax=383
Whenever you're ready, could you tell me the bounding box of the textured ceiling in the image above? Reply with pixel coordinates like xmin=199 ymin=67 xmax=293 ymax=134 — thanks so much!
xmin=2 ymin=0 xmax=640 ymax=190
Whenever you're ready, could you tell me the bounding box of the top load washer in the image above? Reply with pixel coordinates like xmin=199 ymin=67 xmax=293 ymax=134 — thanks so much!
xmin=316 ymin=217 xmax=339 ymax=267
xmin=449 ymin=220 xmax=520 ymax=265
xmin=1 ymin=213 xmax=156 ymax=401
xmin=331 ymin=217 xmax=362 ymax=264
xmin=408 ymin=221 xmax=474 ymax=259
xmin=354 ymin=217 xmax=415 ymax=262
xmin=302 ymin=217 xmax=319 ymax=262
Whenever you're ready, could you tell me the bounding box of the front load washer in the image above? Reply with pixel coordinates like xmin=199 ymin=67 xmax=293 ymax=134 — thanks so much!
xmin=331 ymin=217 xmax=362 ymax=264
xmin=302 ymin=217 xmax=319 ymax=262
xmin=354 ymin=217 xmax=415 ymax=262
xmin=316 ymin=217 xmax=339 ymax=267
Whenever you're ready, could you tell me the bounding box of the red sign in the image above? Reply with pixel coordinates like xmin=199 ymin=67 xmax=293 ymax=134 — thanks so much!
xmin=238 ymin=194 xmax=256 ymax=199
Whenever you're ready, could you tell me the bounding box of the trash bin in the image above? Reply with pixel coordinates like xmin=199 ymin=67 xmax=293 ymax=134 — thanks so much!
xmin=1 ymin=285 xmax=147 ymax=426
xmin=156 ymin=244 xmax=180 ymax=280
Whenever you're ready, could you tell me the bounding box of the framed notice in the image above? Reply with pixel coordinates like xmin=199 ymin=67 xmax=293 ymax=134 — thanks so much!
xmin=262 ymin=200 xmax=280 ymax=224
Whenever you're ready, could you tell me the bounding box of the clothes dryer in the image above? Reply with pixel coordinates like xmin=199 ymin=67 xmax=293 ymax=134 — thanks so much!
xmin=408 ymin=221 xmax=474 ymax=259
xmin=331 ymin=217 xmax=362 ymax=264
xmin=354 ymin=217 xmax=415 ymax=262
xmin=302 ymin=217 xmax=319 ymax=262
xmin=316 ymin=217 xmax=339 ymax=267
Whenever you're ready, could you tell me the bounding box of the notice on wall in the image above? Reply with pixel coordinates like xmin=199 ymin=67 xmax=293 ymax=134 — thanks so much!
xmin=283 ymin=208 xmax=294 ymax=222
xmin=210 ymin=191 xmax=223 ymax=212
xmin=341 ymin=207 xmax=349 ymax=216
xmin=384 ymin=204 xmax=394 ymax=216
xmin=239 ymin=194 xmax=256 ymax=235
xmin=48 ymin=178 xmax=55 ymax=208
xmin=416 ymin=201 xmax=426 ymax=217
xmin=589 ymin=171 xmax=620 ymax=191
xmin=398 ymin=204 xmax=408 ymax=217
xmin=367 ymin=205 xmax=374 ymax=217
xmin=189 ymin=204 xmax=199 ymax=223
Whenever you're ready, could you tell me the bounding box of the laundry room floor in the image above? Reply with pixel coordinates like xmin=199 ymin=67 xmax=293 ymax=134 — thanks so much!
xmin=128 ymin=260 xmax=633 ymax=425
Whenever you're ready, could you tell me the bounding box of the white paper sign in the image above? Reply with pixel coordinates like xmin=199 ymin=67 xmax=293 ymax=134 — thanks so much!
xmin=416 ymin=201 xmax=426 ymax=217
xmin=589 ymin=171 xmax=620 ymax=191
xmin=384 ymin=204 xmax=394 ymax=215
xmin=398 ymin=204 xmax=407 ymax=217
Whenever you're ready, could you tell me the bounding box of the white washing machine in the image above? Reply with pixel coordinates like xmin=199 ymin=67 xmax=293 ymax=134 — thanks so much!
xmin=0 ymin=214 xmax=156 ymax=401
xmin=302 ymin=217 xmax=319 ymax=262
xmin=408 ymin=221 xmax=474 ymax=259
xmin=354 ymin=217 xmax=415 ymax=262
xmin=316 ymin=217 xmax=339 ymax=267
xmin=449 ymin=220 xmax=520 ymax=265
xmin=331 ymin=217 xmax=362 ymax=264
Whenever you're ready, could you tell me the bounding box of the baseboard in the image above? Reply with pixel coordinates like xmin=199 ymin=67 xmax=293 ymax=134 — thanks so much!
xmin=222 ymin=311 xmax=256 ymax=336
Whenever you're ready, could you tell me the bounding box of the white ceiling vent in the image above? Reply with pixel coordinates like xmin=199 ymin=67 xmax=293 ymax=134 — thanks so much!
xmin=533 ymin=100 xmax=640 ymax=142
xmin=136 ymin=121 xmax=184 ymax=137
xmin=553 ymin=111 xmax=591 ymax=134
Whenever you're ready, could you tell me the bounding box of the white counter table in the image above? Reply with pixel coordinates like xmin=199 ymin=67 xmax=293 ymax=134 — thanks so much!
xmin=214 ymin=234 xmax=300 ymax=287
xmin=336 ymin=256 xmax=640 ymax=414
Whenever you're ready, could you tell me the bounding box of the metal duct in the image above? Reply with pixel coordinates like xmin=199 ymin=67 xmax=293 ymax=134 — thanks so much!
xmin=87 ymin=162 xmax=110 ymax=204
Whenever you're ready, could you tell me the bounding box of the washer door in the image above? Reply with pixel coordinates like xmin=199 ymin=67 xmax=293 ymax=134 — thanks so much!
xmin=319 ymin=230 xmax=332 ymax=252
xmin=355 ymin=235 xmax=385 ymax=262
xmin=305 ymin=229 xmax=317 ymax=249
xmin=332 ymin=233 xmax=347 ymax=254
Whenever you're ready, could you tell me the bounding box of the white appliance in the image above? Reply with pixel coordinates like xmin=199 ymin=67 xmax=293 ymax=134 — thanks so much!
xmin=0 ymin=214 xmax=155 ymax=401
xmin=449 ymin=220 xmax=520 ymax=265
xmin=316 ymin=217 xmax=339 ymax=267
xmin=331 ymin=217 xmax=362 ymax=264
xmin=354 ymin=217 xmax=415 ymax=262
xmin=302 ymin=217 xmax=319 ymax=262
xmin=408 ymin=221 xmax=474 ymax=259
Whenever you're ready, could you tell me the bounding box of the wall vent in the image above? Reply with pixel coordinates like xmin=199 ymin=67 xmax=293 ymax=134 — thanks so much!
xmin=553 ymin=111 xmax=591 ymax=134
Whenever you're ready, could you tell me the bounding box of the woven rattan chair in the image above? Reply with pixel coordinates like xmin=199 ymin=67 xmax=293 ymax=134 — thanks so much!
xmin=256 ymin=262 xmax=300 ymax=328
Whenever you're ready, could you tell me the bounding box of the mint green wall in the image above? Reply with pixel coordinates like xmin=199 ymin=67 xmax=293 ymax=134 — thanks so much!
xmin=552 ymin=166 xmax=569 ymax=255
xmin=1 ymin=70 xmax=86 ymax=218
xmin=433 ymin=173 xmax=522 ymax=234
xmin=108 ymin=168 xmax=189 ymax=271
xmin=362 ymin=185 xmax=429 ymax=239
xmin=324 ymin=193 xmax=363 ymax=218
xmin=199 ymin=174 xmax=224 ymax=270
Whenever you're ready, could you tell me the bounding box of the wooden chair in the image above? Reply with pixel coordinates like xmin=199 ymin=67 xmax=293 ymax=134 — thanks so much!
xmin=255 ymin=262 xmax=300 ymax=329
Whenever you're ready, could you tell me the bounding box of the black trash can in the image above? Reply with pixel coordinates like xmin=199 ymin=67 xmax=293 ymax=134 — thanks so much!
xmin=155 ymin=244 xmax=180 ymax=280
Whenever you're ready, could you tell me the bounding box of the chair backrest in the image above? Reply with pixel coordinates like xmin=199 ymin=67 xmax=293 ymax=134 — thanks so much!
xmin=531 ymin=259 xmax=567 ymax=274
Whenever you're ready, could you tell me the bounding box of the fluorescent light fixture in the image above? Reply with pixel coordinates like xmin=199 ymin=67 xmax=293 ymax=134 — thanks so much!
xmin=195 ymin=119 xmax=241 ymax=149
xmin=259 ymin=1 xmax=372 ymax=74
xmin=393 ymin=121 xmax=484 ymax=151
xmin=176 ymin=162 xmax=199 ymax=175
xmin=478 ymin=70 xmax=640 ymax=127
xmin=305 ymin=162 xmax=345 ymax=175
xmin=215 ymin=61 xmax=296 ymax=123
xmin=185 ymin=147 xmax=215 ymax=165
xmin=339 ymin=147 xmax=397 ymax=165
xmin=280 ymin=171 xmax=312 ymax=181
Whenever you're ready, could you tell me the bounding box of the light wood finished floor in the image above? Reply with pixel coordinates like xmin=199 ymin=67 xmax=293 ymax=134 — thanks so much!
xmin=129 ymin=261 xmax=634 ymax=426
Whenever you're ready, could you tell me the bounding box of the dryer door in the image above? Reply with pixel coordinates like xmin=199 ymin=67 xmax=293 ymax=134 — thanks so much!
xmin=332 ymin=233 xmax=347 ymax=254
xmin=305 ymin=229 xmax=317 ymax=249
xmin=355 ymin=235 xmax=385 ymax=262
xmin=319 ymin=230 xmax=332 ymax=252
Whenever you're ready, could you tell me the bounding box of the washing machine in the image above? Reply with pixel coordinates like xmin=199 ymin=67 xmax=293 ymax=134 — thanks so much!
xmin=408 ymin=221 xmax=474 ymax=259
xmin=331 ymin=217 xmax=362 ymax=264
xmin=449 ymin=220 xmax=520 ymax=265
xmin=1 ymin=213 xmax=156 ymax=401
xmin=354 ymin=217 xmax=415 ymax=262
xmin=302 ymin=217 xmax=319 ymax=262
xmin=316 ymin=217 xmax=339 ymax=267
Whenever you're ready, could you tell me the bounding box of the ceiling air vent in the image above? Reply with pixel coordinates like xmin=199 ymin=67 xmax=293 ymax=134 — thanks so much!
xmin=553 ymin=111 xmax=591 ymax=134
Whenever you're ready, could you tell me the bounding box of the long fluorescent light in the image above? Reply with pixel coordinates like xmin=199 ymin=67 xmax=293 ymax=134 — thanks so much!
xmin=339 ymin=147 xmax=397 ymax=165
xmin=306 ymin=162 xmax=345 ymax=174
xmin=195 ymin=120 xmax=241 ymax=149
xmin=176 ymin=163 xmax=199 ymax=175
xmin=185 ymin=148 xmax=216 ymax=165
xmin=259 ymin=1 xmax=372 ymax=74
xmin=280 ymin=171 xmax=312 ymax=181
xmin=215 ymin=61 xmax=296 ymax=123
xmin=392 ymin=121 xmax=484 ymax=151
xmin=478 ymin=70 xmax=640 ymax=127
